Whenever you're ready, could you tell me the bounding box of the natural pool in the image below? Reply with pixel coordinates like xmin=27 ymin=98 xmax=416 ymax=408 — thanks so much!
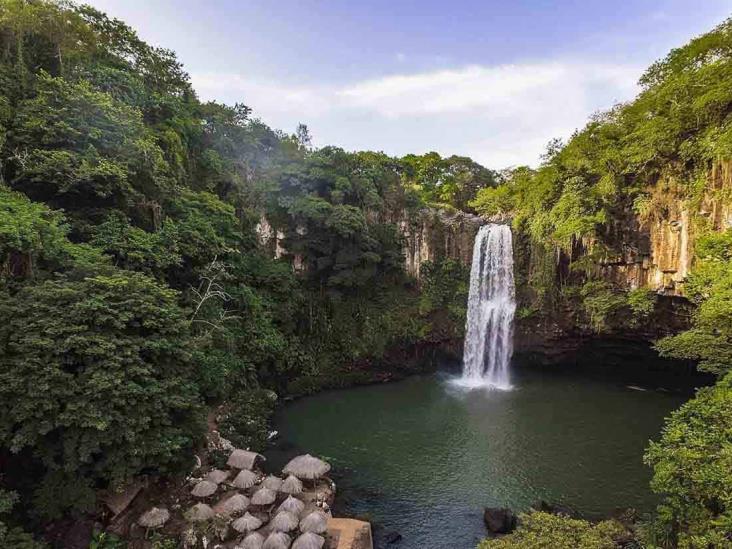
xmin=270 ymin=367 xmax=689 ymax=549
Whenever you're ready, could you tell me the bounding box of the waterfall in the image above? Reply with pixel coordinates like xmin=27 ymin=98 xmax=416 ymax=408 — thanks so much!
xmin=460 ymin=223 xmax=515 ymax=389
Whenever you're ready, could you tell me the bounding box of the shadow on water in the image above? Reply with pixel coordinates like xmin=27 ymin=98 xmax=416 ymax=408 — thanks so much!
xmin=269 ymin=349 xmax=703 ymax=549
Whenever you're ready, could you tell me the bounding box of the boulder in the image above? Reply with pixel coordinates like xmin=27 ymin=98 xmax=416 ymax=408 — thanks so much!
xmin=384 ymin=530 xmax=402 ymax=544
xmin=483 ymin=507 xmax=516 ymax=534
xmin=531 ymin=500 xmax=577 ymax=518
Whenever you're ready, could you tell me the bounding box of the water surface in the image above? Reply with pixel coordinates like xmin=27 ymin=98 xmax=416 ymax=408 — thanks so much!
xmin=272 ymin=368 xmax=686 ymax=549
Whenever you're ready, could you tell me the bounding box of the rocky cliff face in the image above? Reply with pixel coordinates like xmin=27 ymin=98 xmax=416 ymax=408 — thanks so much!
xmin=256 ymin=209 xmax=484 ymax=279
xmin=399 ymin=209 xmax=484 ymax=278
xmin=571 ymin=161 xmax=732 ymax=296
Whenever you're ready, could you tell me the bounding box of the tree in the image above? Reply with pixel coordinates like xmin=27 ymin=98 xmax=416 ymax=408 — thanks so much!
xmin=644 ymin=373 xmax=732 ymax=548
xmin=0 ymin=272 xmax=204 ymax=518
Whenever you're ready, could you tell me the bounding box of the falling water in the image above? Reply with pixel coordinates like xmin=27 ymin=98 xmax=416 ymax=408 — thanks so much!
xmin=460 ymin=223 xmax=515 ymax=389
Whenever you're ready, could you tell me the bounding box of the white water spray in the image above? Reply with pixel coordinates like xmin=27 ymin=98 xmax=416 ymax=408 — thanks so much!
xmin=460 ymin=223 xmax=515 ymax=390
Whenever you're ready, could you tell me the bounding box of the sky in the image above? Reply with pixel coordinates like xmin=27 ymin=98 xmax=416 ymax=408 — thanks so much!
xmin=86 ymin=0 xmax=732 ymax=169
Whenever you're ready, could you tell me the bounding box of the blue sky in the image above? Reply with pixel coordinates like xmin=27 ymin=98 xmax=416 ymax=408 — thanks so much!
xmin=87 ymin=1 xmax=732 ymax=167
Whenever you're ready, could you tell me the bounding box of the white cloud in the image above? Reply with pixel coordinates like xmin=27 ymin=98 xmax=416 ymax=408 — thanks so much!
xmin=191 ymin=60 xmax=642 ymax=168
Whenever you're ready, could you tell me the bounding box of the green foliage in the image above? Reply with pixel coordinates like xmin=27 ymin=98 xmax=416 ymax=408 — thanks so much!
xmin=579 ymin=282 xmax=628 ymax=333
xmin=401 ymin=152 xmax=497 ymax=211
xmin=656 ymin=230 xmax=732 ymax=375
xmin=219 ymin=390 xmax=277 ymax=452
xmin=477 ymin=511 xmax=626 ymax=549
xmin=627 ymin=288 xmax=656 ymax=319
xmin=0 ymin=272 xmax=204 ymax=518
xmin=419 ymin=259 xmax=469 ymax=338
xmin=0 ymin=490 xmax=46 ymax=549
xmin=644 ymin=373 xmax=732 ymax=548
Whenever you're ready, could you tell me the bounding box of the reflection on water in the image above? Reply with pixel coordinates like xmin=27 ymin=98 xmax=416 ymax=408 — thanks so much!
xmin=270 ymin=368 xmax=688 ymax=549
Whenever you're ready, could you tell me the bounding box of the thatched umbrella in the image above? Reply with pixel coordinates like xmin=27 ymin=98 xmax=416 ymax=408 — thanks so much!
xmin=277 ymin=496 xmax=304 ymax=517
xmin=191 ymin=480 xmax=218 ymax=498
xmin=206 ymin=469 xmax=231 ymax=484
xmin=262 ymin=475 xmax=283 ymax=491
xmin=299 ymin=511 xmax=328 ymax=535
xmin=280 ymin=475 xmax=303 ymax=495
xmin=137 ymin=507 xmax=170 ymax=529
xmin=228 ymin=449 xmax=265 ymax=470
xmin=270 ymin=511 xmax=299 ymax=532
xmin=282 ymin=454 xmax=331 ymax=480
xmin=186 ymin=503 xmax=215 ymax=522
xmin=292 ymin=532 xmax=325 ymax=549
xmin=251 ymin=487 xmax=277 ymax=506
xmin=233 ymin=469 xmax=258 ymax=489
xmin=215 ymin=493 xmax=249 ymax=516
xmin=232 ymin=511 xmax=263 ymax=534
xmin=263 ymin=531 xmax=291 ymax=549
xmin=238 ymin=531 xmax=265 ymax=549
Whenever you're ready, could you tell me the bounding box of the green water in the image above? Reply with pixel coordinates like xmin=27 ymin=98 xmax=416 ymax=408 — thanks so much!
xmin=272 ymin=368 xmax=687 ymax=549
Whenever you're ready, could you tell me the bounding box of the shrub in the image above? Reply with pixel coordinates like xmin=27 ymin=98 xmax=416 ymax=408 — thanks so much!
xmin=477 ymin=511 xmax=625 ymax=549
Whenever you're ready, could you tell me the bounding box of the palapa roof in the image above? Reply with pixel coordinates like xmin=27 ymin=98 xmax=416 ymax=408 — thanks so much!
xmin=191 ymin=480 xmax=218 ymax=498
xmin=262 ymin=475 xmax=283 ymax=491
xmin=233 ymin=469 xmax=258 ymax=489
xmin=232 ymin=511 xmax=263 ymax=533
xmin=270 ymin=510 xmax=299 ymax=532
xmin=299 ymin=511 xmax=328 ymax=534
xmin=186 ymin=503 xmax=215 ymax=522
xmin=292 ymin=532 xmax=325 ymax=549
xmin=137 ymin=507 xmax=170 ymax=528
xmin=280 ymin=475 xmax=303 ymax=495
xmin=214 ymin=493 xmax=249 ymax=516
xmin=282 ymin=454 xmax=331 ymax=480
xmin=228 ymin=448 xmax=265 ymax=470
xmin=251 ymin=487 xmax=277 ymax=505
xmin=263 ymin=531 xmax=291 ymax=549
xmin=238 ymin=531 xmax=265 ymax=549
xmin=277 ymin=496 xmax=305 ymax=516
xmin=206 ymin=469 xmax=231 ymax=484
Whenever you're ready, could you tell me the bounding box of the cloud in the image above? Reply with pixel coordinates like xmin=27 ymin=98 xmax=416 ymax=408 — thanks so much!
xmin=191 ymin=60 xmax=642 ymax=168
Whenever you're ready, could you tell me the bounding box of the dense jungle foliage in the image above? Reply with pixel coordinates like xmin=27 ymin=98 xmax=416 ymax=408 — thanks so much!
xmin=0 ymin=0 xmax=488 ymax=543
xmin=471 ymin=18 xmax=732 ymax=549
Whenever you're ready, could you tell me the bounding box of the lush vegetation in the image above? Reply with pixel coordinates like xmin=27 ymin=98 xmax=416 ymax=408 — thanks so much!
xmin=0 ymin=0 xmax=488 ymax=541
xmin=477 ymin=512 xmax=626 ymax=549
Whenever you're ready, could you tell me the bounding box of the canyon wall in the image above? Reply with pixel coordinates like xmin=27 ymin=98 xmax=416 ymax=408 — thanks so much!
xmin=566 ymin=161 xmax=732 ymax=296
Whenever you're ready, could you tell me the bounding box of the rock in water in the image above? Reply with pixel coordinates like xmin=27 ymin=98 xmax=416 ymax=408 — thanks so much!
xmin=483 ymin=507 xmax=516 ymax=534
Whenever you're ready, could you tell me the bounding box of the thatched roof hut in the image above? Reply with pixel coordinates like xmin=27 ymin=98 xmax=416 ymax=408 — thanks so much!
xmin=232 ymin=511 xmax=263 ymax=533
xmin=228 ymin=449 xmax=265 ymax=470
xmin=233 ymin=469 xmax=258 ymax=489
xmin=299 ymin=511 xmax=328 ymax=534
xmin=277 ymin=496 xmax=305 ymax=516
xmin=137 ymin=507 xmax=170 ymax=529
xmin=280 ymin=475 xmax=303 ymax=495
xmin=292 ymin=532 xmax=325 ymax=549
xmin=238 ymin=531 xmax=265 ymax=549
xmin=251 ymin=487 xmax=277 ymax=506
xmin=186 ymin=503 xmax=215 ymax=522
xmin=282 ymin=454 xmax=331 ymax=480
xmin=270 ymin=511 xmax=299 ymax=532
xmin=214 ymin=493 xmax=249 ymax=516
xmin=263 ymin=531 xmax=291 ymax=549
xmin=263 ymin=475 xmax=283 ymax=491
xmin=191 ymin=480 xmax=218 ymax=498
xmin=206 ymin=469 xmax=231 ymax=484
